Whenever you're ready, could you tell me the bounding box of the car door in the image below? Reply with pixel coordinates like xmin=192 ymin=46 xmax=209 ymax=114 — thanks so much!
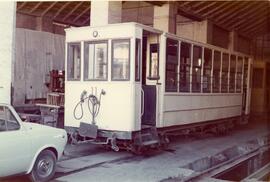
xmin=0 ymin=105 xmax=31 ymax=177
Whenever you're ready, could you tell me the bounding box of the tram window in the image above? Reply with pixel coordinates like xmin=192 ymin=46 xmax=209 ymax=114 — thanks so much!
xmin=266 ymin=63 xmax=270 ymax=88
xmin=229 ymin=55 xmax=236 ymax=92
xmin=179 ymin=42 xmax=191 ymax=92
xmin=236 ymin=57 xmax=243 ymax=93
xmin=135 ymin=39 xmax=141 ymax=82
xmin=192 ymin=45 xmax=202 ymax=93
xmin=112 ymin=39 xmax=130 ymax=81
xmin=84 ymin=41 xmax=108 ymax=80
xmin=67 ymin=43 xmax=81 ymax=81
xmin=221 ymin=53 xmax=229 ymax=92
xmin=212 ymin=51 xmax=221 ymax=93
xmin=203 ymin=48 xmax=212 ymax=93
xmin=165 ymin=38 xmax=178 ymax=92
xmin=243 ymin=57 xmax=249 ymax=89
xmin=149 ymin=44 xmax=159 ymax=79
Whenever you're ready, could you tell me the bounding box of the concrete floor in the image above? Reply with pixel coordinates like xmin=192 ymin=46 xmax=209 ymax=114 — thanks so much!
xmin=4 ymin=113 xmax=270 ymax=182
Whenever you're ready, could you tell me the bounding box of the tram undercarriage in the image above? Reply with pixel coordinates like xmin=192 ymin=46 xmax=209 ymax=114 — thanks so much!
xmin=67 ymin=115 xmax=249 ymax=154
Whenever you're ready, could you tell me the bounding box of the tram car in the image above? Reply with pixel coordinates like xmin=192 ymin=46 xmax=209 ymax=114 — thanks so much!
xmin=64 ymin=22 xmax=252 ymax=153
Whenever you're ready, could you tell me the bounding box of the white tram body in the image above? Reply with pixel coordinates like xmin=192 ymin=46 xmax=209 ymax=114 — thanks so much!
xmin=64 ymin=23 xmax=252 ymax=149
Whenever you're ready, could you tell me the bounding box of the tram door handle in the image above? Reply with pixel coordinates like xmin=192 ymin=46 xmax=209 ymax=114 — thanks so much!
xmin=141 ymin=88 xmax=145 ymax=117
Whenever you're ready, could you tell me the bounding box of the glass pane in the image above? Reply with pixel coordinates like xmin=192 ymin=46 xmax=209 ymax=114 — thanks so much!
xmin=166 ymin=38 xmax=178 ymax=92
xmin=6 ymin=108 xmax=20 ymax=131
xmin=84 ymin=42 xmax=108 ymax=80
xmin=192 ymin=45 xmax=202 ymax=92
xmin=0 ymin=106 xmax=6 ymax=131
xmin=67 ymin=43 xmax=81 ymax=80
xmin=180 ymin=42 xmax=191 ymax=92
xmin=221 ymin=53 xmax=229 ymax=92
xmin=0 ymin=106 xmax=20 ymax=131
xmin=229 ymin=55 xmax=236 ymax=92
xmin=135 ymin=39 xmax=141 ymax=82
xmin=149 ymin=44 xmax=159 ymax=78
xmin=203 ymin=48 xmax=212 ymax=93
xmin=112 ymin=40 xmax=130 ymax=80
xmin=243 ymin=57 xmax=249 ymax=89
xmin=236 ymin=57 xmax=243 ymax=92
xmin=213 ymin=51 xmax=221 ymax=93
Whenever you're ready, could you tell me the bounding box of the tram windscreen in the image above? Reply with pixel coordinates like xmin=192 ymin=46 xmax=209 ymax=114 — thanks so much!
xmin=84 ymin=41 xmax=108 ymax=80
xmin=112 ymin=40 xmax=130 ymax=80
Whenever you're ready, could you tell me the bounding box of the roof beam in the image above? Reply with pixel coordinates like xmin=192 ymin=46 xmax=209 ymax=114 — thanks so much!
xmin=241 ymin=16 xmax=268 ymax=34
xmin=17 ymin=2 xmax=27 ymax=11
xmin=200 ymin=1 xmax=231 ymax=17
xmin=247 ymin=24 xmax=268 ymax=37
xmin=62 ymin=1 xmax=84 ymax=21
xmin=72 ymin=6 xmax=90 ymax=23
xmin=177 ymin=7 xmax=203 ymax=21
xmin=194 ymin=1 xmax=218 ymax=14
xmin=82 ymin=16 xmax=90 ymax=26
xmin=41 ymin=2 xmax=57 ymax=17
xmin=29 ymin=2 xmax=43 ymax=13
xmin=53 ymin=1 xmax=72 ymax=18
xmin=147 ymin=1 xmax=166 ymax=6
xmin=214 ymin=1 xmax=250 ymax=22
xmin=208 ymin=2 xmax=240 ymax=19
xmin=235 ymin=8 xmax=268 ymax=30
xmin=224 ymin=3 xmax=266 ymax=28
xmin=218 ymin=2 xmax=255 ymax=26
xmin=178 ymin=1 xmax=193 ymax=8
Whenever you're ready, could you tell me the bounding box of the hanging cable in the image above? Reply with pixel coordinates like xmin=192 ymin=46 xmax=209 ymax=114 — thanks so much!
xmin=73 ymin=89 xmax=105 ymax=124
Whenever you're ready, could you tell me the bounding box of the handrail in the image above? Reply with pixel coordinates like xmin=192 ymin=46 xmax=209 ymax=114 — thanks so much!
xmin=141 ymin=88 xmax=145 ymax=117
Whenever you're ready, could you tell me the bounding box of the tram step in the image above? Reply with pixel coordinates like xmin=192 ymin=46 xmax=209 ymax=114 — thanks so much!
xmin=140 ymin=132 xmax=159 ymax=146
xmin=141 ymin=139 xmax=159 ymax=146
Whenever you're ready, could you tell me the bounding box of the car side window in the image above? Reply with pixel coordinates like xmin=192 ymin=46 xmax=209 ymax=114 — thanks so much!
xmin=0 ymin=106 xmax=7 ymax=131
xmin=0 ymin=106 xmax=20 ymax=132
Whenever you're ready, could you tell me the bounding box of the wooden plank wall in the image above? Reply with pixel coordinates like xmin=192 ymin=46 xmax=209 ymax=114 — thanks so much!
xmin=0 ymin=2 xmax=16 ymax=104
xmin=13 ymin=28 xmax=65 ymax=105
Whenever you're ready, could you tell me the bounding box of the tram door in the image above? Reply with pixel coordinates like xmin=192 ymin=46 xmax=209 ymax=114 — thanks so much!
xmin=140 ymin=34 xmax=160 ymax=127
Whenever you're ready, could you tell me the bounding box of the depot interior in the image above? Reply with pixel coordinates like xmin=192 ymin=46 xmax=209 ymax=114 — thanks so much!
xmin=0 ymin=1 xmax=269 ymax=123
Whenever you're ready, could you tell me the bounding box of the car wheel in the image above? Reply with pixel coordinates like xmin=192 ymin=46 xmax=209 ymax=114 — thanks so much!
xmin=29 ymin=150 xmax=56 ymax=182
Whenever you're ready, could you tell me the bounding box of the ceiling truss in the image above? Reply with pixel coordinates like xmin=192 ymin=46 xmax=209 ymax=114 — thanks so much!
xmin=16 ymin=1 xmax=269 ymax=38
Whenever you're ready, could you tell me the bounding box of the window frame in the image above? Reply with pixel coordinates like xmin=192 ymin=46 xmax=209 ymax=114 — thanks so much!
xmin=111 ymin=39 xmax=131 ymax=81
xmin=135 ymin=39 xmax=141 ymax=82
xmin=149 ymin=43 xmax=160 ymax=80
xmin=236 ymin=56 xmax=243 ymax=93
xmin=221 ymin=52 xmax=229 ymax=93
xmin=165 ymin=38 xmax=179 ymax=92
xmin=212 ymin=50 xmax=221 ymax=93
xmin=179 ymin=42 xmax=192 ymax=93
xmin=229 ymin=54 xmax=237 ymax=93
xmin=202 ymin=48 xmax=213 ymax=93
xmin=84 ymin=40 xmax=109 ymax=81
xmin=191 ymin=45 xmax=203 ymax=93
xmin=67 ymin=42 xmax=81 ymax=81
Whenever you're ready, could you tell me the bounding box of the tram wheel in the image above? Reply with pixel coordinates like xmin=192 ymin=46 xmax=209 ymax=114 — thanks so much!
xmin=131 ymin=145 xmax=144 ymax=155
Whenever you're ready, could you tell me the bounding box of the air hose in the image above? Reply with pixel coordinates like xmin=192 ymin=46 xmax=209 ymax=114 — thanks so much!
xmin=73 ymin=89 xmax=105 ymax=124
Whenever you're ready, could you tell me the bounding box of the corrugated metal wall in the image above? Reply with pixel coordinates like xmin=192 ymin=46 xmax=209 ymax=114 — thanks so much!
xmin=13 ymin=28 xmax=65 ymax=105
